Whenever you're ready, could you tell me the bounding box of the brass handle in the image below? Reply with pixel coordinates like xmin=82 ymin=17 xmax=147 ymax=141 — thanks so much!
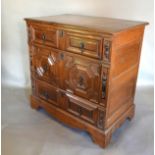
xmin=80 ymin=42 xmax=85 ymax=49
xmin=42 ymin=33 xmax=46 ymax=41
xmin=59 ymin=30 xmax=64 ymax=37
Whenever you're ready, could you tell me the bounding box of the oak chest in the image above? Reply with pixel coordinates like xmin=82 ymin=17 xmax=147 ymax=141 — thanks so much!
xmin=25 ymin=15 xmax=148 ymax=148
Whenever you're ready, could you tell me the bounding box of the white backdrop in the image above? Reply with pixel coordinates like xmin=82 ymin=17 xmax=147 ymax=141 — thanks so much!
xmin=2 ymin=0 xmax=154 ymax=87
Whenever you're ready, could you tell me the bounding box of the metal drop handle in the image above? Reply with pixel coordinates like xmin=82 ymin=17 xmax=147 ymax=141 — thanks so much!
xmin=42 ymin=33 xmax=46 ymax=41
xmin=80 ymin=42 xmax=85 ymax=49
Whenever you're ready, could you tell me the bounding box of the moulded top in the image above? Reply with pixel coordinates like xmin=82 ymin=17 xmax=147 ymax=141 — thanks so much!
xmin=25 ymin=14 xmax=148 ymax=34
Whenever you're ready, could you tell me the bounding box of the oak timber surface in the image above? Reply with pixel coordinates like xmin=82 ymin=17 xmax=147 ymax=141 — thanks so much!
xmin=25 ymin=14 xmax=148 ymax=34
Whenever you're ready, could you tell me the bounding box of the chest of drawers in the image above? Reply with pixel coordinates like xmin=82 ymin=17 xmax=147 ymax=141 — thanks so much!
xmin=25 ymin=15 xmax=148 ymax=148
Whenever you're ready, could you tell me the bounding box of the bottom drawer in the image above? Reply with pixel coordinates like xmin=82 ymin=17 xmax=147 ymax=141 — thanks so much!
xmin=35 ymin=79 xmax=59 ymax=106
xmin=58 ymin=91 xmax=98 ymax=124
xmin=32 ymin=79 xmax=105 ymax=127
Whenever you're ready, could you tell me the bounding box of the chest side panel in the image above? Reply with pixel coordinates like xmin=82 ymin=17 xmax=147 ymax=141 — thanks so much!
xmin=105 ymin=26 xmax=145 ymax=128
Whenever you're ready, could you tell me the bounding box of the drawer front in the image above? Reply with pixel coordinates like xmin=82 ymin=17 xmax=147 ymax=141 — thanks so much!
xmin=35 ymin=80 xmax=58 ymax=106
xmin=33 ymin=81 xmax=105 ymax=127
xmin=30 ymin=25 xmax=58 ymax=47
xmin=31 ymin=46 xmax=59 ymax=86
xmin=58 ymin=92 xmax=98 ymax=124
xmin=65 ymin=32 xmax=103 ymax=59
xmin=58 ymin=51 xmax=102 ymax=103
xmin=30 ymin=46 xmax=108 ymax=105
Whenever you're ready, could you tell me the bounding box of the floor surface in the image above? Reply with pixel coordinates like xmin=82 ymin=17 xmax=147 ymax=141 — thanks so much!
xmin=2 ymin=86 xmax=154 ymax=155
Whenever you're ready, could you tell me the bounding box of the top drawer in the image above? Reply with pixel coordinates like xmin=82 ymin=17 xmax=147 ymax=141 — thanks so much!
xmin=64 ymin=31 xmax=103 ymax=59
xmin=27 ymin=23 xmax=104 ymax=60
xmin=30 ymin=24 xmax=58 ymax=48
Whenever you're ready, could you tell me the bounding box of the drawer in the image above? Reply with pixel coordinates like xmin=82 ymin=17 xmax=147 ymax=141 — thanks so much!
xmin=62 ymin=92 xmax=98 ymax=124
xmin=31 ymin=24 xmax=58 ymax=48
xmin=65 ymin=32 xmax=103 ymax=59
xmin=35 ymin=80 xmax=59 ymax=106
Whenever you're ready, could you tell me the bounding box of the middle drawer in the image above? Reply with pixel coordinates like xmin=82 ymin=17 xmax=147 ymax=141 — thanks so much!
xmin=30 ymin=45 xmax=103 ymax=104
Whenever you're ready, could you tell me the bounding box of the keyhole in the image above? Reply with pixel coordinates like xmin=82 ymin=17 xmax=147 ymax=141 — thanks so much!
xmin=79 ymin=76 xmax=84 ymax=86
xmin=60 ymin=53 xmax=64 ymax=60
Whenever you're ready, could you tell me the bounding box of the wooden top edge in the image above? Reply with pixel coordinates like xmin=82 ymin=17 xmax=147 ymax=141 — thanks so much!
xmin=24 ymin=14 xmax=149 ymax=34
